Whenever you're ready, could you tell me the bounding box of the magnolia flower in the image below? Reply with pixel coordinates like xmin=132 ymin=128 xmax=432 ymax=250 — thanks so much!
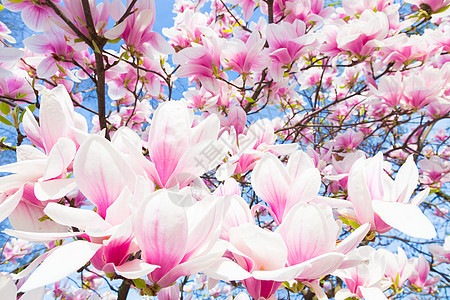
xmin=334 ymin=246 xmax=391 ymax=300
xmin=408 ymin=255 xmax=440 ymax=289
xmin=2 ymin=238 xmax=34 ymax=264
xmin=133 ymin=189 xmax=227 ymax=287
xmin=251 ymin=151 xmax=349 ymax=224
xmin=347 ymin=153 xmax=436 ymax=239
xmin=146 ymin=100 xmax=226 ymax=188
xmin=429 ymin=236 xmax=450 ymax=263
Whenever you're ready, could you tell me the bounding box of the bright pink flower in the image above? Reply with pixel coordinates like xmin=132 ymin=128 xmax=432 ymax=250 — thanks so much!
xmin=225 ymin=0 xmax=258 ymax=21
xmin=402 ymin=66 xmax=444 ymax=109
xmin=277 ymin=203 xmax=370 ymax=283
xmin=405 ymin=0 xmax=450 ymax=12
xmin=133 ymin=190 xmax=226 ymax=287
xmin=333 ymin=129 xmax=364 ymax=151
xmin=266 ymin=19 xmax=317 ymax=80
xmin=408 ymin=255 xmax=440 ymax=289
xmin=23 ymin=85 xmax=86 ymax=154
xmin=221 ymin=31 xmax=270 ymax=75
xmin=24 ymin=30 xmax=87 ymax=79
xmin=336 ymin=10 xmax=389 ymax=57
xmin=107 ymin=0 xmax=173 ymax=55
xmin=418 ymin=155 xmax=450 ymax=187
xmin=158 ymin=283 xmax=180 ymax=300
xmin=147 ymin=101 xmax=225 ymax=188
xmin=2 ymin=0 xmax=56 ymax=31
xmin=251 ymin=152 xmax=322 ymax=224
xmin=173 ymin=33 xmax=225 ymax=92
xmin=370 ymin=72 xmax=404 ymax=107
xmin=206 ymin=223 xmax=308 ymax=300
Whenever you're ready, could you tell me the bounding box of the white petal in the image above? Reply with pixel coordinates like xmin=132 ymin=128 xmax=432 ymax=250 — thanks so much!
xmin=359 ymin=286 xmax=388 ymax=300
xmin=372 ymin=201 xmax=436 ymax=239
xmin=3 ymin=229 xmax=82 ymax=242
xmin=0 ymin=274 xmax=16 ymax=300
xmin=19 ymin=241 xmax=102 ymax=292
xmin=203 ymin=258 xmax=252 ymax=281
xmin=114 ymin=260 xmax=160 ymax=279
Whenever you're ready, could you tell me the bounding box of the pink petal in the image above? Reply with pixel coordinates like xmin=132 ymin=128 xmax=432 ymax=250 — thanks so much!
xmin=133 ymin=190 xmax=188 ymax=283
xmin=74 ymin=135 xmax=136 ymax=218
xmin=251 ymin=153 xmax=290 ymax=222
xmin=148 ymin=101 xmax=192 ymax=186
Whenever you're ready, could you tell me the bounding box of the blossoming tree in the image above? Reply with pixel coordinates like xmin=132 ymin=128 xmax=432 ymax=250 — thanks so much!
xmin=0 ymin=0 xmax=449 ymax=299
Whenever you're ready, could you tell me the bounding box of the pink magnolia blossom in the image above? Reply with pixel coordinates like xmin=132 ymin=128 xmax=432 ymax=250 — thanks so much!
xmin=334 ymin=246 xmax=390 ymax=300
xmin=277 ymin=203 xmax=370 ymax=284
xmin=381 ymin=247 xmax=414 ymax=289
xmin=24 ymin=29 xmax=87 ymax=79
xmin=158 ymin=283 xmax=180 ymax=300
xmin=370 ymin=72 xmax=404 ymax=107
xmin=173 ymin=32 xmax=225 ymax=92
xmin=336 ymin=10 xmax=389 ymax=57
xmin=2 ymin=0 xmax=56 ymax=31
xmin=418 ymin=155 xmax=450 ymax=187
xmin=106 ymin=0 xmax=173 ymax=55
xmin=133 ymin=189 xmax=227 ymax=287
xmin=402 ymin=66 xmax=444 ymax=109
xmin=405 ymin=0 xmax=450 ymax=12
xmin=408 ymin=255 xmax=440 ymax=289
xmin=333 ymin=129 xmax=364 ymax=151
xmin=429 ymin=236 xmax=450 ymax=263
xmin=146 ymin=100 xmax=226 ymax=188
xmin=347 ymin=153 xmax=436 ymax=239
xmin=23 ymin=85 xmax=87 ymax=154
xmin=2 ymin=238 xmax=34 ymax=264
xmin=217 ymin=119 xmax=298 ymax=180
xmin=205 ymin=223 xmax=309 ymax=300
xmin=225 ymin=0 xmax=258 ymax=21
xmin=221 ymin=31 xmax=270 ymax=75
xmin=250 ymin=152 xmax=323 ymax=224
xmin=266 ymin=19 xmax=317 ymax=80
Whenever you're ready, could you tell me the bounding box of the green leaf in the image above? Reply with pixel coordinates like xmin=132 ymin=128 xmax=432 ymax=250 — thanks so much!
xmin=132 ymin=278 xmax=147 ymax=289
xmin=0 ymin=4 xmax=4 ymax=11
xmin=38 ymin=215 xmax=51 ymax=222
xmin=108 ymin=37 xmax=121 ymax=44
xmin=16 ymin=92 xmax=27 ymax=99
xmin=0 ymin=102 xmax=10 ymax=115
xmin=56 ymin=63 xmax=67 ymax=75
xmin=435 ymin=4 xmax=450 ymax=14
xmin=74 ymin=38 xmax=84 ymax=43
xmin=92 ymin=41 xmax=102 ymax=54
xmin=6 ymin=0 xmax=24 ymax=3
xmin=0 ymin=115 xmax=12 ymax=126
xmin=19 ymin=110 xmax=26 ymax=123
xmin=245 ymin=97 xmax=255 ymax=103
xmin=28 ymin=104 xmax=36 ymax=113
xmin=339 ymin=216 xmax=361 ymax=229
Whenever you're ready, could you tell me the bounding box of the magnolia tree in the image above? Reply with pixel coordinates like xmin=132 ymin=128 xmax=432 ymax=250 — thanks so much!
xmin=0 ymin=0 xmax=449 ymax=299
